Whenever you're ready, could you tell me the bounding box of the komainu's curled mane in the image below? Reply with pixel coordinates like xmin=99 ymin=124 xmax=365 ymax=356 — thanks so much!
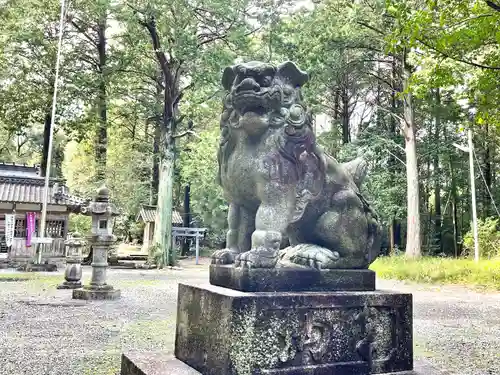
xmin=213 ymin=60 xmax=381 ymax=269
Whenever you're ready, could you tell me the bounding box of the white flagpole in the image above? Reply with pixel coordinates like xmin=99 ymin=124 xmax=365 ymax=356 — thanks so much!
xmin=37 ymin=0 xmax=66 ymax=264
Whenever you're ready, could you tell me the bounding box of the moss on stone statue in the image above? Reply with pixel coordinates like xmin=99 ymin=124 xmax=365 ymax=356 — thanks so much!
xmin=229 ymin=303 xmax=300 ymax=375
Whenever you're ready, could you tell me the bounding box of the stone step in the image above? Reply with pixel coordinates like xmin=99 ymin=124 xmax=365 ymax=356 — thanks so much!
xmin=121 ymin=352 xmax=446 ymax=375
xmin=121 ymin=352 xmax=200 ymax=375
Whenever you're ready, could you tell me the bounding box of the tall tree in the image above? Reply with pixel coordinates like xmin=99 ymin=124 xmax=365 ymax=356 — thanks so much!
xmin=68 ymin=0 xmax=114 ymax=183
xmin=126 ymin=0 xmax=262 ymax=266
xmin=0 ymin=0 xmax=77 ymax=175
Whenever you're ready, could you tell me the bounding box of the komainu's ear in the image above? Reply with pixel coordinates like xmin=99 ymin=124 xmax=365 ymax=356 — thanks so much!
xmin=277 ymin=61 xmax=309 ymax=87
xmin=222 ymin=66 xmax=236 ymax=91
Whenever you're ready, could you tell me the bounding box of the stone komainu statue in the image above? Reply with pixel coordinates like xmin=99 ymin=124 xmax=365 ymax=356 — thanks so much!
xmin=212 ymin=61 xmax=382 ymax=269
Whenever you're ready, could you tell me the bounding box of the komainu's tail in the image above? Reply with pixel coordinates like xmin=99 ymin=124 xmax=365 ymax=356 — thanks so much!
xmin=341 ymin=157 xmax=368 ymax=188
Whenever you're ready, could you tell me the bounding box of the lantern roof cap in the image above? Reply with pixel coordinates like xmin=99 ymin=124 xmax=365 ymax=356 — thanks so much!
xmin=80 ymin=184 xmax=120 ymax=217
xmin=95 ymin=185 xmax=110 ymax=202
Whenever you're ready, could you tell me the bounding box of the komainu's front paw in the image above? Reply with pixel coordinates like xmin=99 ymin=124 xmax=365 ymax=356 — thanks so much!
xmin=211 ymin=249 xmax=238 ymax=265
xmin=278 ymin=244 xmax=340 ymax=269
xmin=235 ymin=247 xmax=278 ymax=269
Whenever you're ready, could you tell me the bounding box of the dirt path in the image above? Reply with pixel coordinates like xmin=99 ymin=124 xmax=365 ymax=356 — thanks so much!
xmin=0 ymin=260 xmax=498 ymax=375
xmin=377 ymin=279 xmax=500 ymax=375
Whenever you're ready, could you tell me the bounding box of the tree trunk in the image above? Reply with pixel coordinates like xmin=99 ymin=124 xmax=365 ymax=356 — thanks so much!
xmin=483 ymin=123 xmax=492 ymax=217
xmin=390 ymin=56 xmax=398 ymax=134
xmin=389 ymin=216 xmax=397 ymax=254
xmin=341 ymin=87 xmax=350 ymax=144
xmin=424 ymin=158 xmax=431 ymax=254
xmin=402 ymin=58 xmax=421 ymax=258
xmin=156 ymin=144 xmax=176 ymax=267
xmin=443 ymin=121 xmax=459 ymax=256
xmin=181 ymin=184 xmax=191 ymax=256
xmin=150 ymin=123 xmax=160 ymax=205
xmin=40 ymin=111 xmax=52 ymax=177
xmin=140 ymin=16 xmax=183 ymax=268
xmin=95 ymin=16 xmax=107 ymax=183
xmin=389 ymin=56 xmax=400 ymax=254
xmin=333 ymin=86 xmax=340 ymax=121
xmin=433 ymin=89 xmax=442 ymax=254
xmin=450 ymin=158 xmax=459 ymax=257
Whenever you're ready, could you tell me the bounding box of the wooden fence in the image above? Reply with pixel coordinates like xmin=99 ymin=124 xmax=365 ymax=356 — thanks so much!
xmin=8 ymin=238 xmax=66 ymax=263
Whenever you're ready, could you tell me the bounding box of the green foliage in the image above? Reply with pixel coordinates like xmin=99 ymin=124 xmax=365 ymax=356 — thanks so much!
xmin=2 ymin=0 xmax=500 ymax=261
xmin=463 ymin=217 xmax=500 ymax=259
xmin=146 ymin=243 xmax=163 ymax=267
xmin=371 ymin=256 xmax=500 ymax=290
xmin=179 ymin=125 xmax=228 ymax=245
xmin=68 ymin=214 xmax=92 ymax=235
xmin=63 ymin=125 xmax=150 ymax=234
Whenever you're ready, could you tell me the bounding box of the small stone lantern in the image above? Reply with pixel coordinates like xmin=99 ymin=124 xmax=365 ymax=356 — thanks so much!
xmin=73 ymin=185 xmax=121 ymax=300
xmin=57 ymin=232 xmax=85 ymax=289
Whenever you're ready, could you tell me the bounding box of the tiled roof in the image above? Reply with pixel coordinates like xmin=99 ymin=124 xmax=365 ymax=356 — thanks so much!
xmin=0 ymin=162 xmax=40 ymax=178
xmin=136 ymin=205 xmax=183 ymax=225
xmin=0 ymin=176 xmax=85 ymax=206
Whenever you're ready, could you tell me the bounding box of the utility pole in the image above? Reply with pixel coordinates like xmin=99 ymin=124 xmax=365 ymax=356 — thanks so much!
xmin=467 ymin=127 xmax=480 ymax=262
xmin=37 ymin=0 xmax=66 ymax=264
xmin=453 ymin=107 xmax=479 ymax=262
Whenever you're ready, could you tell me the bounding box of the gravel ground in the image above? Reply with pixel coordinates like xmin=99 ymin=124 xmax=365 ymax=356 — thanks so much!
xmin=0 ymin=259 xmax=498 ymax=375
xmin=377 ymin=279 xmax=500 ymax=375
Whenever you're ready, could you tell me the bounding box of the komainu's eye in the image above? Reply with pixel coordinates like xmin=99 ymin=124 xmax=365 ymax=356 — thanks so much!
xmin=289 ymin=104 xmax=304 ymax=121
xmin=260 ymin=75 xmax=272 ymax=86
xmin=287 ymin=104 xmax=307 ymax=128
xmin=283 ymin=86 xmax=293 ymax=96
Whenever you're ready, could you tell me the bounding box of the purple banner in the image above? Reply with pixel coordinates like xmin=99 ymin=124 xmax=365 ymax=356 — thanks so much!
xmin=26 ymin=212 xmax=36 ymax=247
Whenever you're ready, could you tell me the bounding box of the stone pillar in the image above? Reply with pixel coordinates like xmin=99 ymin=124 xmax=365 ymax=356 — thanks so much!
xmin=57 ymin=232 xmax=85 ymax=289
xmin=88 ymin=243 xmax=111 ymax=288
xmin=72 ymin=185 xmax=121 ymax=300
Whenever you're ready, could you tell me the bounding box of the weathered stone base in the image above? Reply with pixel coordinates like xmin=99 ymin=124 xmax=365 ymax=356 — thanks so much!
xmin=72 ymin=286 xmax=121 ymax=300
xmin=121 ymin=352 xmax=201 ymax=375
xmin=57 ymin=281 xmax=82 ymax=289
xmin=121 ymin=352 xmax=444 ymax=375
xmin=210 ymin=265 xmax=376 ymax=292
xmin=175 ymin=284 xmax=413 ymax=375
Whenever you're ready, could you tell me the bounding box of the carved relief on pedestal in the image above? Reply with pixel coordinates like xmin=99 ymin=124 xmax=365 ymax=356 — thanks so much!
xmin=267 ymin=307 xmax=364 ymax=368
xmin=264 ymin=304 xmax=404 ymax=370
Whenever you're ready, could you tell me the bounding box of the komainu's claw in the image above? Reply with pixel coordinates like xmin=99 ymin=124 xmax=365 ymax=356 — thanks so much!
xmin=211 ymin=249 xmax=238 ymax=265
xmin=235 ymin=247 xmax=278 ymax=269
xmin=277 ymin=244 xmax=340 ymax=269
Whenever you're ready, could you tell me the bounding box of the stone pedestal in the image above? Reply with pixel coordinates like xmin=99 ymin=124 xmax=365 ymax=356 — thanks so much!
xmin=210 ymin=265 xmax=376 ymax=292
xmin=73 ymin=242 xmax=121 ymax=300
xmin=175 ymin=283 xmax=413 ymax=375
xmin=58 ymin=280 xmax=82 ymax=290
xmin=72 ymin=285 xmax=121 ymax=300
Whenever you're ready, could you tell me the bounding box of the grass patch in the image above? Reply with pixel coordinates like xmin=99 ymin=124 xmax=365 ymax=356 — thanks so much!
xmin=370 ymin=256 xmax=500 ymax=290
xmin=80 ymin=352 xmax=120 ymax=375
xmin=121 ymin=318 xmax=176 ymax=349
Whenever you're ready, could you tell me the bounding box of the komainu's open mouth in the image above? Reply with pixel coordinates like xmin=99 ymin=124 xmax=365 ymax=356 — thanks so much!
xmin=232 ymin=91 xmax=268 ymax=115
xmin=232 ymin=89 xmax=281 ymax=115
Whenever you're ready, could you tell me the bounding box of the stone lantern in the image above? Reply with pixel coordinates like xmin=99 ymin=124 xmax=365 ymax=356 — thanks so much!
xmin=73 ymin=185 xmax=121 ymax=300
xmin=57 ymin=232 xmax=85 ymax=289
